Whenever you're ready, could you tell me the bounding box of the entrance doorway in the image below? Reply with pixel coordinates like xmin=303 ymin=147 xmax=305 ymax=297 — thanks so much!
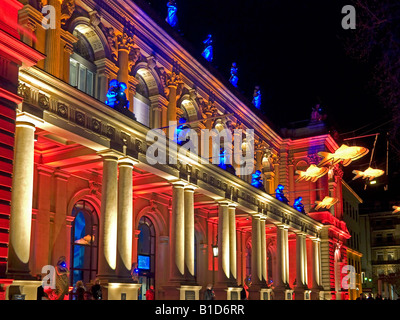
xmin=137 ymin=216 xmax=156 ymax=300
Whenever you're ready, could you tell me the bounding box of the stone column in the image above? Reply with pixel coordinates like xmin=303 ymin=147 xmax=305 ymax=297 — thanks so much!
xmin=117 ymin=32 xmax=133 ymax=86
xmin=44 ymin=0 xmax=61 ymax=77
xmin=116 ymin=157 xmax=136 ymax=280
xmin=217 ymin=202 xmax=230 ymax=284
xmin=169 ymin=181 xmax=185 ymax=281
xmin=33 ymin=165 xmax=53 ymax=275
xmin=167 ymin=68 xmax=183 ymax=123
xmin=97 ymin=152 xmax=119 ymax=279
xmin=60 ymin=30 xmax=78 ymax=84
xmin=311 ymin=237 xmax=322 ymax=299
xmin=150 ymin=95 xmax=168 ymax=129
xmin=184 ymin=185 xmax=196 ymax=281
xmin=7 ymin=113 xmax=43 ymax=278
xmin=95 ymin=58 xmax=119 ymax=103
xmin=251 ymin=215 xmax=262 ymax=286
xmin=51 ymin=171 xmax=70 ymax=266
xmin=260 ymin=217 xmax=267 ymax=283
xmin=275 ymin=224 xmax=289 ymax=293
xmin=228 ymin=204 xmax=237 ymax=282
xmin=128 ymin=76 xmax=139 ymax=113
xmin=294 ymin=232 xmax=308 ymax=299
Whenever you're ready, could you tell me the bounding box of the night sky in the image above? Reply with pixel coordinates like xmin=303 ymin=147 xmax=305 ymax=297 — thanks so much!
xmin=142 ymin=0 xmax=398 ymax=208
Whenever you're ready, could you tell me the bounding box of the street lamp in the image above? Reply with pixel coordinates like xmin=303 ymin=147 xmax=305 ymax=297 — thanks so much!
xmin=212 ymin=236 xmax=218 ymax=285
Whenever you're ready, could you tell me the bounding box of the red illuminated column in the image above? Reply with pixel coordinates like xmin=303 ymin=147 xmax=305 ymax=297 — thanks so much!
xmin=294 ymin=232 xmax=308 ymax=299
xmin=7 ymin=113 xmax=43 ymax=278
xmin=260 ymin=217 xmax=267 ymax=283
xmin=97 ymin=152 xmax=119 ymax=280
xmin=116 ymin=157 xmax=136 ymax=280
xmin=251 ymin=215 xmax=262 ymax=285
xmin=310 ymin=237 xmax=322 ymax=299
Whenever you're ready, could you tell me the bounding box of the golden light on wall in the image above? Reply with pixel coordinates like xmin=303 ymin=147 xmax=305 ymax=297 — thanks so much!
xmin=295 ymin=164 xmax=329 ymax=183
xmin=352 ymin=167 xmax=385 ymax=181
xmin=315 ymin=196 xmax=338 ymax=210
xmin=393 ymin=206 xmax=400 ymax=214
xmin=317 ymin=144 xmax=369 ymax=167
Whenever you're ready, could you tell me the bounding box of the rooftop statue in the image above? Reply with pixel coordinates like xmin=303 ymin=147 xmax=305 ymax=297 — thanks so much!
xmin=252 ymin=85 xmax=261 ymax=109
xmin=202 ymin=34 xmax=213 ymax=62
xmin=105 ymin=79 xmax=130 ymax=109
xmin=229 ymin=62 xmax=238 ymax=87
xmin=293 ymin=197 xmax=306 ymax=214
xmin=275 ymin=184 xmax=289 ymax=205
xmin=251 ymin=170 xmax=264 ymax=190
xmin=166 ymin=0 xmax=178 ymax=28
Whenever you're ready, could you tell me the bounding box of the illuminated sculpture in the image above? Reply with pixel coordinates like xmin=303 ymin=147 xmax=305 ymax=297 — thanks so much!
xmin=166 ymin=0 xmax=178 ymax=28
xmin=317 ymin=144 xmax=369 ymax=167
xmin=315 ymin=196 xmax=338 ymax=210
xmin=310 ymin=104 xmax=327 ymax=122
xmin=275 ymin=184 xmax=289 ymax=205
xmin=252 ymin=86 xmax=261 ymax=109
xmin=45 ymin=256 xmax=70 ymax=300
xmin=105 ymin=79 xmax=129 ymax=109
xmin=251 ymin=170 xmax=264 ymax=190
xmin=293 ymin=197 xmax=305 ymax=214
xmin=175 ymin=117 xmax=190 ymax=146
xmin=229 ymin=62 xmax=238 ymax=87
xmin=393 ymin=206 xmax=400 ymax=214
xmin=202 ymin=34 xmax=213 ymax=62
xmin=352 ymin=167 xmax=385 ymax=181
xmin=218 ymin=148 xmax=236 ymax=175
xmin=296 ymin=164 xmax=329 ymax=183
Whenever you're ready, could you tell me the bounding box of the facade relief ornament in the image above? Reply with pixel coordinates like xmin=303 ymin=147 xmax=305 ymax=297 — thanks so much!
xmin=89 ymin=10 xmax=101 ymax=27
xmin=17 ymin=82 xmax=31 ymax=101
xmin=38 ymin=93 xmax=50 ymax=110
xmin=61 ymin=0 xmax=76 ymax=25
xmin=103 ymin=27 xmax=118 ymax=62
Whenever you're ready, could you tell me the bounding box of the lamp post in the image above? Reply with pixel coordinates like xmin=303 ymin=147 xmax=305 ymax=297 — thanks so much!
xmin=212 ymin=236 xmax=218 ymax=285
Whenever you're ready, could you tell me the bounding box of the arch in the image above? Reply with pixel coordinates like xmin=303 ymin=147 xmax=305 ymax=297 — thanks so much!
xmin=67 ymin=188 xmax=101 ymax=222
xmin=179 ymin=94 xmax=201 ymax=124
xmin=135 ymin=204 xmax=168 ymax=237
xmin=133 ymin=62 xmax=164 ymax=97
xmin=68 ymin=17 xmax=110 ymax=60
xmin=295 ymin=159 xmax=309 ymax=172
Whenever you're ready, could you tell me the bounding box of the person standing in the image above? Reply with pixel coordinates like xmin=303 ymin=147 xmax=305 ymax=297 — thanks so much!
xmin=91 ymin=279 xmax=102 ymax=300
xmin=204 ymin=284 xmax=215 ymax=300
xmin=145 ymin=285 xmax=155 ymax=300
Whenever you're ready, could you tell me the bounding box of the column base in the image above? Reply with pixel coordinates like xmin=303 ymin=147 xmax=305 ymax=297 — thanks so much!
xmin=310 ymin=286 xmax=324 ymax=300
xmin=294 ymin=287 xmax=312 ymax=300
xmin=213 ymin=285 xmax=243 ymax=300
xmin=179 ymin=285 xmax=203 ymax=300
xmin=248 ymin=282 xmax=269 ymax=300
xmin=6 ymin=280 xmax=42 ymax=300
xmin=260 ymin=288 xmax=273 ymax=300
xmin=106 ymin=282 xmax=142 ymax=300
xmin=273 ymin=286 xmax=294 ymax=300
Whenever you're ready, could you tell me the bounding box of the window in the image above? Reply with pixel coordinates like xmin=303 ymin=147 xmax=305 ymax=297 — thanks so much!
xmin=387 ymin=233 xmax=394 ymax=243
xmin=376 ymin=233 xmax=382 ymax=244
xmin=387 ymin=252 xmax=394 ymax=261
xmin=70 ymin=200 xmax=98 ymax=286
xmin=69 ymin=56 xmax=96 ymax=97
xmin=377 ymin=252 xmax=384 ymax=261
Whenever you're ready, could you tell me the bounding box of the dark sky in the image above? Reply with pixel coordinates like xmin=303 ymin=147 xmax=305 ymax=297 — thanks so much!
xmin=146 ymin=0 xmax=384 ymax=133
xmin=143 ymin=0 xmax=398 ymax=207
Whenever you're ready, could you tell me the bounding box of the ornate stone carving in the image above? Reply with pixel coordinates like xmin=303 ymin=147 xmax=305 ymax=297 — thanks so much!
xmin=103 ymin=27 xmax=118 ymax=61
xmin=75 ymin=111 xmax=85 ymax=126
xmin=89 ymin=10 xmax=101 ymax=27
xmin=128 ymin=47 xmax=141 ymax=73
xmin=61 ymin=0 xmax=76 ymax=25
xmin=106 ymin=125 xmax=115 ymax=139
xmin=117 ymin=28 xmax=134 ymax=52
xmin=89 ymin=180 xmax=101 ymax=195
xmin=91 ymin=118 xmax=101 ymax=133
xmin=57 ymin=103 xmax=68 ymax=118
xmin=17 ymin=82 xmax=31 ymax=101
xmin=38 ymin=93 xmax=50 ymax=110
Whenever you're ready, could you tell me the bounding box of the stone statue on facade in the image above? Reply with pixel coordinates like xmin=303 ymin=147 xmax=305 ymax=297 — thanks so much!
xmin=105 ymin=79 xmax=130 ymax=109
xmin=166 ymin=0 xmax=178 ymax=28
xmin=202 ymin=34 xmax=213 ymax=62
xmin=275 ymin=184 xmax=289 ymax=205
xmin=229 ymin=62 xmax=238 ymax=87
xmin=293 ymin=197 xmax=306 ymax=214
xmin=252 ymin=86 xmax=261 ymax=109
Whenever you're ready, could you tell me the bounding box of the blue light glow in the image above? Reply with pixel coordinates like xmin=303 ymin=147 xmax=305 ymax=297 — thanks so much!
xmin=252 ymin=86 xmax=261 ymax=109
xmin=251 ymin=170 xmax=264 ymax=190
xmin=293 ymin=197 xmax=306 ymax=214
xmin=202 ymin=34 xmax=213 ymax=62
xmin=166 ymin=0 xmax=178 ymax=28
xmin=105 ymin=79 xmax=130 ymax=109
xmin=275 ymin=184 xmax=289 ymax=205
xmin=229 ymin=62 xmax=238 ymax=87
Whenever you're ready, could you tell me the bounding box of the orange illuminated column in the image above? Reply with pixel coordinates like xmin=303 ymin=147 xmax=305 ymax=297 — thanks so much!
xmin=7 ymin=113 xmax=43 ymax=278
xmin=97 ymin=152 xmax=119 ymax=279
xmin=150 ymin=95 xmax=168 ymax=129
xmin=116 ymin=157 xmax=136 ymax=280
xmin=44 ymin=0 xmax=61 ymax=77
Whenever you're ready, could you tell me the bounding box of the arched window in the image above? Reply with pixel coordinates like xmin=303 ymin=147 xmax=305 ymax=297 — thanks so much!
xmin=134 ymin=70 xmax=152 ymax=127
xmin=69 ymin=28 xmax=97 ymax=98
xmin=137 ymin=216 xmax=156 ymax=299
xmin=70 ymin=200 xmax=99 ymax=286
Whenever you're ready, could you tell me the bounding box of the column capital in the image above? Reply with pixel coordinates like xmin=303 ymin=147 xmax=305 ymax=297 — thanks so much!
xmin=118 ymin=156 xmax=139 ymax=167
xmin=310 ymin=236 xmax=321 ymax=242
xmin=36 ymin=165 xmax=54 ymax=177
xmin=184 ymin=184 xmax=197 ymax=192
xmin=54 ymin=170 xmax=71 ymax=181
xmin=171 ymin=179 xmax=186 ymax=188
xmin=16 ymin=111 xmax=44 ymax=128
xmin=275 ymin=223 xmax=289 ymax=230
xmin=97 ymin=149 xmax=124 ymax=160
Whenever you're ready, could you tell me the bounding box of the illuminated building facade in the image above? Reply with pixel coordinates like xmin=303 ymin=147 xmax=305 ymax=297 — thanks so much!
xmin=0 ymin=0 xmax=356 ymax=300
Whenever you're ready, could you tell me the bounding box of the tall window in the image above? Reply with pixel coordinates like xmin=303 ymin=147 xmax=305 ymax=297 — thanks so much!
xmin=137 ymin=216 xmax=156 ymax=289
xmin=70 ymin=200 xmax=98 ymax=286
xmin=134 ymin=73 xmax=151 ymax=127
xmin=69 ymin=29 xmax=97 ymax=98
